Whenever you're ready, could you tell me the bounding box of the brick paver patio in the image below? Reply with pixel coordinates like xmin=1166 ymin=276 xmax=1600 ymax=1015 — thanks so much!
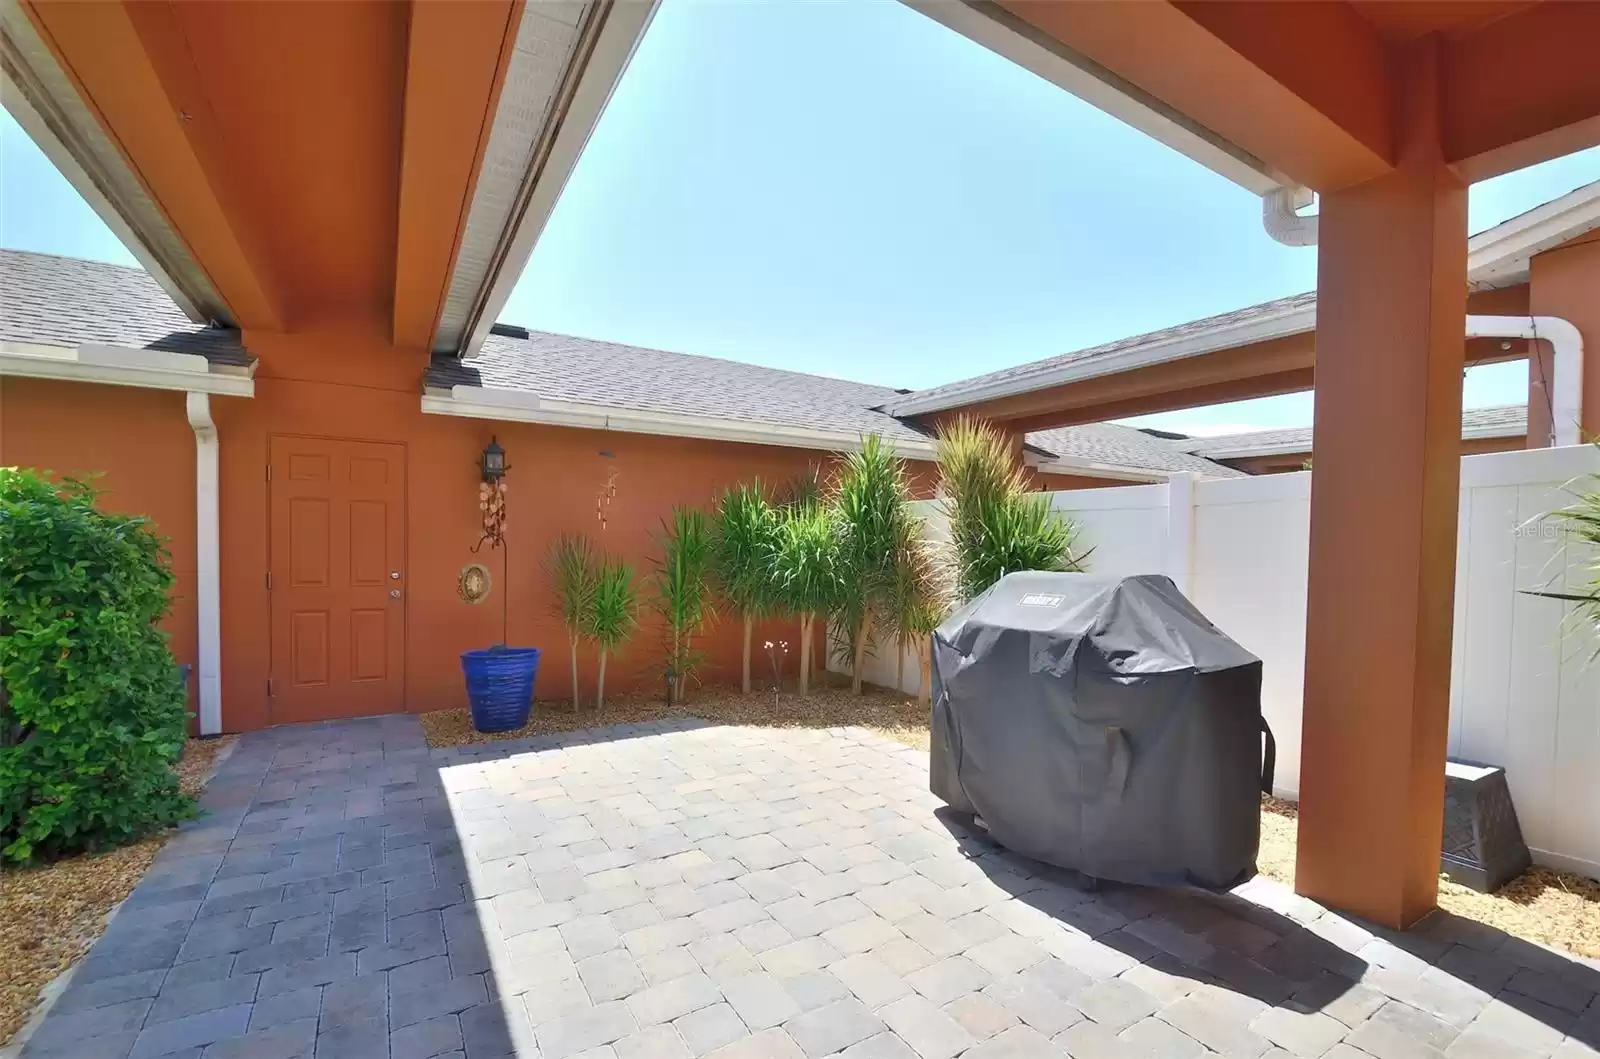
xmin=19 ymin=715 xmax=1600 ymax=1058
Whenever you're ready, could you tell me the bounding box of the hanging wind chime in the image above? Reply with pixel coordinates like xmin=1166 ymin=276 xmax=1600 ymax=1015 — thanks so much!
xmin=472 ymin=438 xmax=511 ymax=645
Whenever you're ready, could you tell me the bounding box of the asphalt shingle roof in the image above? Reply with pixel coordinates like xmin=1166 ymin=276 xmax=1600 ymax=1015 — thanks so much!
xmin=0 ymin=248 xmax=248 ymax=364
xmin=428 ymin=331 xmax=939 ymax=448
xmin=428 ymin=332 xmax=1242 ymax=478
xmin=1182 ymin=404 xmax=1529 ymax=457
xmin=1 ymin=249 xmax=1235 ymax=479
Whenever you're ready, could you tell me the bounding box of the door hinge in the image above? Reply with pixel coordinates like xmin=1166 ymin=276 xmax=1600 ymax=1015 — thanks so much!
xmin=266 ymin=571 xmax=273 ymax=590
xmin=267 ymin=678 xmax=274 ymax=698
xmin=266 ymin=464 xmax=272 ymax=481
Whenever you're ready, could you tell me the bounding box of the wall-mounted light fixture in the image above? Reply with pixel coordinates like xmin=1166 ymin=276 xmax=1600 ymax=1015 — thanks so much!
xmin=481 ymin=437 xmax=508 ymax=482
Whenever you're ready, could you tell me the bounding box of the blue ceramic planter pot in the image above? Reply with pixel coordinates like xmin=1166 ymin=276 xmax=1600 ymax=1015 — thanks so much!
xmin=461 ymin=647 xmax=541 ymax=732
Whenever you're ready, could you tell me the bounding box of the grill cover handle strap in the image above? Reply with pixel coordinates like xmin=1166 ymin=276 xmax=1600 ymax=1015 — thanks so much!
xmin=1261 ymin=717 xmax=1277 ymax=796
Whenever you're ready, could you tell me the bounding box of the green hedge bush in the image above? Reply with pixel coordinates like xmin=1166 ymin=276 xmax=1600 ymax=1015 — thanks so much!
xmin=1 ymin=468 xmax=193 ymax=863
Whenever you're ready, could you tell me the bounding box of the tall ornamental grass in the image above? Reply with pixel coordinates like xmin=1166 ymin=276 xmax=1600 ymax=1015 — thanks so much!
xmin=935 ymin=417 xmax=1087 ymax=600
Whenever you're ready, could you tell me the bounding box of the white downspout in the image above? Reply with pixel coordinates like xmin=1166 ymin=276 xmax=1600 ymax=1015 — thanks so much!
xmin=185 ymin=392 xmax=223 ymax=737
xmin=1465 ymin=315 xmax=1584 ymax=447
xmin=1263 ymin=186 xmax=1319 ymax=247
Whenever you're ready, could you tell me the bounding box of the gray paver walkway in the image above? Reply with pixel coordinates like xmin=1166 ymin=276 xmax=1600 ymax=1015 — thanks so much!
xmin=19 ymin=714 xmax=1600 ymax=1058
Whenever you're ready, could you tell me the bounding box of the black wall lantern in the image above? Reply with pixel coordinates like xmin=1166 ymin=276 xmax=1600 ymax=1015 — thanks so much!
xmin=480 ymin=437 xmax=508 ymax=482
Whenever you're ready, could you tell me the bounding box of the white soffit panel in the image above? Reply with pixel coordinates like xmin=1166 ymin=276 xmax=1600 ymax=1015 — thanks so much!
xmin=432 ymin=2 xmax=589 ymax=353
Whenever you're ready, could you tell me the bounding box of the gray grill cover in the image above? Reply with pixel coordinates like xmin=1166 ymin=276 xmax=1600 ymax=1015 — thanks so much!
xmin=930 ymin=572 xmax=1268 ymax=890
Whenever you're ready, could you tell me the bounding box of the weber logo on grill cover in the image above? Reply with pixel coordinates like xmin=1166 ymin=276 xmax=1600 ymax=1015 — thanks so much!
xmin=1019 ymin=593 xmax=1064 ymax=608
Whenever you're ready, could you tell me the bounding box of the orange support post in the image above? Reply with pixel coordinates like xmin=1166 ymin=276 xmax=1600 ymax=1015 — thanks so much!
xmin=1295 ymin=37 xmax=1468 ymax=929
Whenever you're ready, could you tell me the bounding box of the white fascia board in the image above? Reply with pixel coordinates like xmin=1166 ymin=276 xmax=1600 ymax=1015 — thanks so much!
xmin=1195 ymin=419 xmax=1526 ymax=460
xmin=0 ymin=341 xmax=255 ymax=396
xmin=1467 ymin=180 xmax=1600 ymax=291
xmin=457 ymin=0 xmax=661 ymax=357
xmin=1191 ymin=439 xmax=1311 ymax=460
xmin=422 ymin=385 xmax=940 ymax=460
xmin=1461 ymin=422 xmax=1528 ymax=442
xmin=1027 ymin=455 xmax=1169 ymax=483
xmin=884 ymin=300 xmax=1316 ymax=417
xmin=901 ymin=0 xmax=1281 ymax=197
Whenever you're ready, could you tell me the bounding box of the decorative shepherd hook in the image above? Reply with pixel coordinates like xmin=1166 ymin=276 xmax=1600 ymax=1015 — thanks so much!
xmin=472 ymin=439 xmax=512 ymax=646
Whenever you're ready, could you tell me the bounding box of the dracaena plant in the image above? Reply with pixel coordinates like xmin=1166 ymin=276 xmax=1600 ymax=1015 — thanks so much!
xmin=586 ymin=557 xmax=638 ymax=710
xmin=768 ymin=497 xmax=843 ymax=696
xmin=652 ymin=507 xmax=716 ymax=705
xmin=830 ymin=435 xmax=916 ymax=694
xmin=714 ymin=481 xmax=779 ymax=694
xmin=884 ymin=511 xmax=949 ymax=704
xmin=546 ymin=533 xmax=596 ymax=711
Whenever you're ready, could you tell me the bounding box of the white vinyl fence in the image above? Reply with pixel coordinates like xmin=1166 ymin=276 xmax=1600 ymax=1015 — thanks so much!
xmin=836 ymin=444 xmax=1600 ymax=878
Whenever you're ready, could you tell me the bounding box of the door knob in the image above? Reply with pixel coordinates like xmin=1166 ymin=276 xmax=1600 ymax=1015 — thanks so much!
xmin=389 ymin=589 xmax=402 ymax=600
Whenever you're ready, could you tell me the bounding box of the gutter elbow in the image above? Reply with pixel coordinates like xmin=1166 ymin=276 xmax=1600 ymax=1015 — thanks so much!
xmin=1264 ymin=186 xmax=1319 ymax=247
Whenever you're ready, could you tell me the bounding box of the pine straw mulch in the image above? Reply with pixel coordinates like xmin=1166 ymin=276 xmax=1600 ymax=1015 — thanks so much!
xmin=426 ymin=689 xmax=1600 ymax=960
xmin=0 ymin=735 xmax=237 ymax=1047
xmin=1259 ymin=796 xmax=1600 ymax=959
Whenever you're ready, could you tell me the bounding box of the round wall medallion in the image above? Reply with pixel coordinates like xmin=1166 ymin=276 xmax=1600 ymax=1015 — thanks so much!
xmin=458 ymin=563 xmax=492 ymax=604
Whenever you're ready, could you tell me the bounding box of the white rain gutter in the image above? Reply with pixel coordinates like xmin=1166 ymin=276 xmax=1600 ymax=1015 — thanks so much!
xmin=1024 ymin=453 xmax=1169 ymax=483
xmin=0 ymin=341 xmax=255 ymax=395
xmin=423 ymin=386 xmax=1182 ymax=481
xmin=185 ymin=394 xmax=223 ymax=737
xmin=1466 ymin=316 xmax=1584 ymax=447
xmin=1263 ymin=186 xmax=1319 ymax=247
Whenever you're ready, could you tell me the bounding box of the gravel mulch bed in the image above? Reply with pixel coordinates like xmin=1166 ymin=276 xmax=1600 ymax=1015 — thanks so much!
xmin=427 ymin=690 xmax=1600 ymax=959
xmin=0 ymin=735 xmax=237 ymax=1047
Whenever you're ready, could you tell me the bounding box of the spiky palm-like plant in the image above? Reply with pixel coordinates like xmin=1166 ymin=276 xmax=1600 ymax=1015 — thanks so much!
xmin=768 ymin=501 xmax=842 ymax=696
xmin=714 ymin=482 xmax=779 ymax=695
xmin=884 ymin=513 xmax=949 ymax=704
xmin=651 ymin=507 xmax=716 ymax=705
xmin=831 ymin=435 xmax=914 ymax=694
xmin=588 ymin=558 xmax=638 ymax=710
xmin=936 ymin=416 xmax=1087 ymax=599
xmin=1524 ymin=461 xmax=1600 ymax=654
xmin=546 ymin=534 xmax=596 ymax=711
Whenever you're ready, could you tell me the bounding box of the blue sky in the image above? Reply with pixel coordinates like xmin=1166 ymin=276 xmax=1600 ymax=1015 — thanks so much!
xmin=4 ymin=0 xmax=1599 ymax=435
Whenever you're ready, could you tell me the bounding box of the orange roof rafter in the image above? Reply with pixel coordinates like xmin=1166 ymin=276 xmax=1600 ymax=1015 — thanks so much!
xmin=916 ymin=1 xmax=1600 ymax=198
xmin=12 ymin=0 xmax=286 ymax=330
xmin=392 ymin=0 xmax=525 ymax=353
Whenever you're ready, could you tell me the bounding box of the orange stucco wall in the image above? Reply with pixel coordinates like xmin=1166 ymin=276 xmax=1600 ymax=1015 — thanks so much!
xmin=1 ymin=321 xmax=1137 ymax=732
xmin=0 ymin=376 xmax=200 ymax=719
xmin=1530 ymin=232 xmax=1600 ymax=445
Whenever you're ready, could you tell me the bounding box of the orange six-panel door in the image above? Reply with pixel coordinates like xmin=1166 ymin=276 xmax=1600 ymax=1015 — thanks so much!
xmin=269 ymin=436 xmax=406 ymax=723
